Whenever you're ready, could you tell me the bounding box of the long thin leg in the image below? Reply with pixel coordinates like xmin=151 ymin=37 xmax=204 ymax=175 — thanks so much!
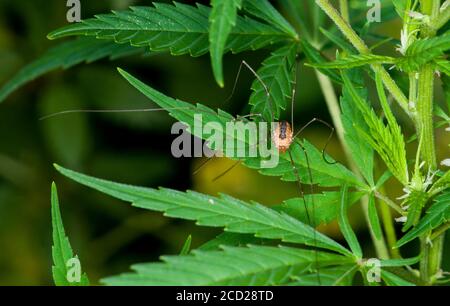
xmin=223 ymin=60 xmax=275 ymax=124
xmin=39 ymin=107 xmax=192 ymax=120
xmin=288 ymin=146 xmax=321 ymax=285
xmin=212 ymin=160 xmax=241 ymax=182
xmin=293 ymin=117 xmax=337 ymax=165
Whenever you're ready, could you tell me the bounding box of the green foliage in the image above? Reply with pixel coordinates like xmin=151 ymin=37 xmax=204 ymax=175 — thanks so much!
xmin=368 ymin=194 xmax=383 ymax=240
xmin=397 ymin=31 xmax=450 ymax=72
xmin=342 ymin=72 xmax=409 ymax=185
xmin=308 ymin=54 xmax=396 ymax=69
xmin=249 ymin=44 xmax=297 ymax=121
xmin=340 ymin=69 xmax=374 ymax=185
xmin=102 ymin=245 xmax=352 ymax=286
xmin=242 ymin=0 xmax=297 ymax=37
xmin=48 ymin=2 xmax=292 ymax=57
xmin=337 ymin=185 xmax=362 ymax=259
xmin=276 ymin=191 xmax=364 ymax=226
xmin=396 ymin=192 xmax=450 ymax=247
xmin=209 ymin=0 xmax=243 ymax=87
xmin=1 ymin=0 xmax=447 ymax=287
xmin=54 ymin=164 xmax=353 ymax=256
xmin=51 ymin=183 xmax=89 ymax=286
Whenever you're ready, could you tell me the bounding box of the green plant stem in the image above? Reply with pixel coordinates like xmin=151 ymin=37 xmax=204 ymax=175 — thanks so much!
xmin=315 ymin=0 xmax=412 ymax=120
xmin=378 ymin=186 xmax=401 ymax=259
xmin=339 ymin=0 xmax=350 ymax=22
xmin=418 ymin=0 xmax=442 ymax=285
xmin=374 ymin=191 xmax=404 ymax=215
xmin=417 ymin=64 xmax=437 ymax=169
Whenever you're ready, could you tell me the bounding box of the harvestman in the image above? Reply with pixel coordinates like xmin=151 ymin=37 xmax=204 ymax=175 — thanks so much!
xmin=41 ymin=60 xmax=338 ymax=285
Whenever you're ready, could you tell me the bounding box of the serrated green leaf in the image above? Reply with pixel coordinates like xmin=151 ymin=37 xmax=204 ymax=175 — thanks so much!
xmin=402 ymin=189 xmax=428 ymax=232
xmin=398 ymin=31 xmax=450 ymax=72
xmin=242 ymin=0 xmax=297 ymax=38
xmin=342 ymin=71 xmax=409 ymax=185
xmin=396 ymin=192 xmax=450 ymax=247
xmin=249 ymin=44 xmax=297 ymax=121
xmin=54 ymin=164 xmax=353 ymax=256
xmin=275 ymin=191 xmax=365 ymax=225
xmin=0 ymin=37 xmax=143 ymax=104
xmin=48 ymin=3 xmax=291 ymax=58
xmin=308 ymin=54 xmax=396 ymax=69
xmin=51 ymin=183 xmax=89 ymax=286
xmin=340 ymin=69 xmax=374 ymax=185
xmin=338 ymin=185 xmax=362 ymax=259
xmin=368 ymin=194 xmax=383 ymax=240
xmin=381 ymin=270 xmax=416 ymax=286
xmin=209 ymin=0 xmax=242 ymax=87
xmin=101 ymin=245 xmax=352 ymax=286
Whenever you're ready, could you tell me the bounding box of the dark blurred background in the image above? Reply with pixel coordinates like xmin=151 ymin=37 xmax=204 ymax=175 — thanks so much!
xmin=0 ymin=0 xmax=448 ymax=285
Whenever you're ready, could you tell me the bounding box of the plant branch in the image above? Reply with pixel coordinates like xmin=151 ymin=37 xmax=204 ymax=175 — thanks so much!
xmin=374 ymin=191 xmax=404 ymax=215
xmin=314 ymin=0 xmax=412 ymax=120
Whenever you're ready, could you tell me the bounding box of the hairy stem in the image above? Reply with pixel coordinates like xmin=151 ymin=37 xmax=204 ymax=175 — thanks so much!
xmin=314 ymin=0 xmax=412 ymax=120
xmin=418 ymin=0 xmax=442 ymax=285
xmin=339 ymin=0 xmax=350 ymax=22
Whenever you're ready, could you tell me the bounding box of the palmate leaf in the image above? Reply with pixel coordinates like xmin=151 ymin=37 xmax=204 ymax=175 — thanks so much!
xmin=209 ymin=0 xmax=242 ymax=87
xmin=51 ymin=183 xmax=89 ymax=286
xmin=117 ymin=68 xmax=365 ymax=189
xmin=242 ymin=0 xmax=297 ymax=38
xmin=249 ymin=44 xmax=297 ymax=122
xmin=48 ymin=2 xmax=292 ymax=57
xmin=342 ymin=72 xmax=409 ymax=185
xmin=275 ymin=191 xmax=365 ymax=226
xmin=54 ymin=164 xmax=353 ymax=256
xmin=307 ymin=54 xmax=396 ymax=69
xmin=396 ymin=192 xmax=450 ymax=247
xmin=0 ymin=37 xmax=144 ymax=104
xmin=397 ymin=31 xmax=450 ymax=72
xmin=102 ymin=245 xmax=352 ymax=286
